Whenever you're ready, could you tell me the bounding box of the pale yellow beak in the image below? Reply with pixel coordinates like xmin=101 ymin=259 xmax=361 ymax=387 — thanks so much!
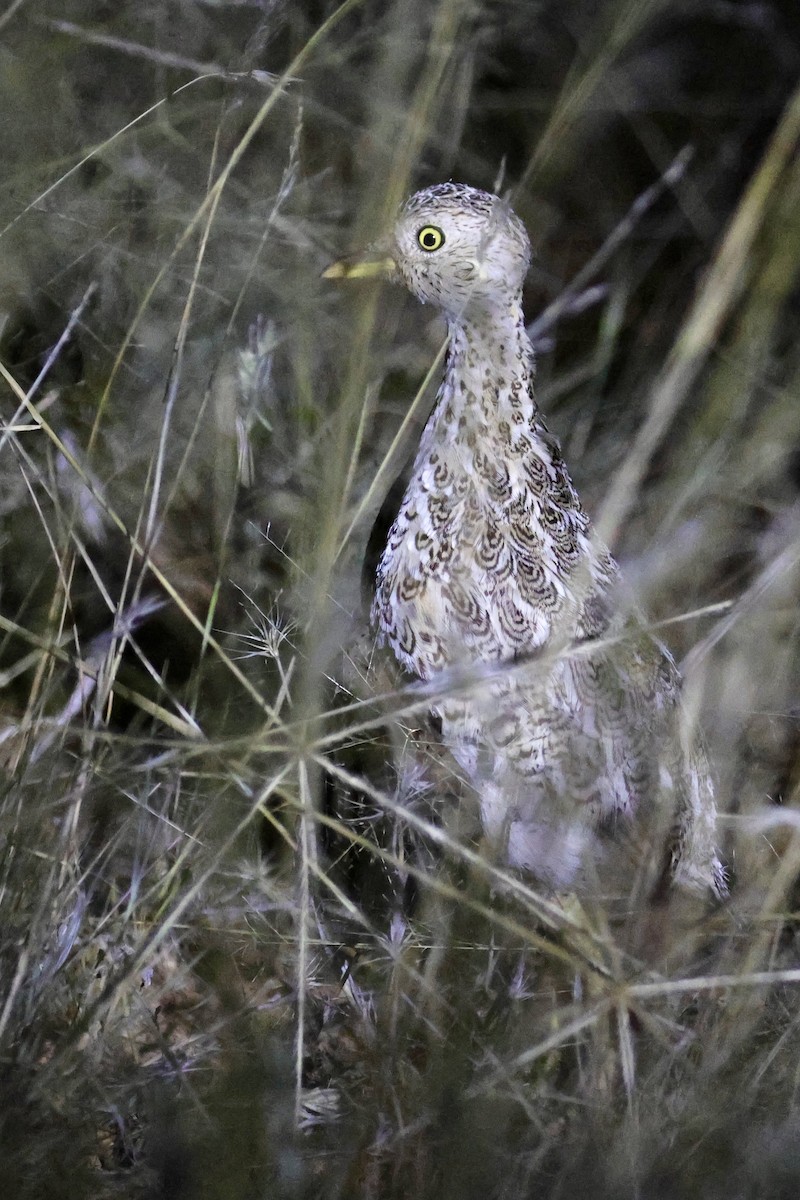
xmin=322 ymin=252 xmax=396 ymax=280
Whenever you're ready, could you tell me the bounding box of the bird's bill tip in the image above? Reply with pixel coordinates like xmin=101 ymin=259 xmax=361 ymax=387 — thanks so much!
xmin=322 ymin=254 xmax=396 ymax=280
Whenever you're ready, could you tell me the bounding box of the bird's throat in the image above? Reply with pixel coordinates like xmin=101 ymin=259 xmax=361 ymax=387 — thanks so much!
xmin=418 ymin=305 xmax=539 ymax=460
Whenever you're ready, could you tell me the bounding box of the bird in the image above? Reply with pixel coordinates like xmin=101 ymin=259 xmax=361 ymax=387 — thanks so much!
xmin=326 ymin=182 xmax=726 ymax=903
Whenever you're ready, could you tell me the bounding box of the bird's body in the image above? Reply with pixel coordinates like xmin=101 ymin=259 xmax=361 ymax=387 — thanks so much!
xmin=340 ymin=183 xmax=724 ymax=898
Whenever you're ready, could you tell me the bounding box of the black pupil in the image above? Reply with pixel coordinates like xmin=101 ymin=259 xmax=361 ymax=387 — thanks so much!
xmin=422 ymin=230 xmax=438 ymax=248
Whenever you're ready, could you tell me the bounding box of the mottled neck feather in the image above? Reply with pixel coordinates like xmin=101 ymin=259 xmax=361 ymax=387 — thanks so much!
xmin=416 ymin=301 xmax=539 ymax=463
xmin=396 ymin=296 xmax=619 ymax=648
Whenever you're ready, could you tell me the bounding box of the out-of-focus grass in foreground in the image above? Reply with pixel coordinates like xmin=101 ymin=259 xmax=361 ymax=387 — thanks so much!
xmin=1 ymin=2 xmax=800 ymax=1196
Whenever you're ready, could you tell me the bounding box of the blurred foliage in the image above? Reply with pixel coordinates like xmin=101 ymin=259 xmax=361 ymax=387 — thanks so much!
xmin=1 ymin=0 xmax=800 ymax=1197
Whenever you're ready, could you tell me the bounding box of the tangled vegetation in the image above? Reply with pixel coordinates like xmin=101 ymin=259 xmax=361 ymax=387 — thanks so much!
xmin=1 ymin=2 xmax=800 ymax=1196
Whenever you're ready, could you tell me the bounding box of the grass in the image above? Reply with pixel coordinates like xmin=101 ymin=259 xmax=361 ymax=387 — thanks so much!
xmin=1 ymin=1 xmax=800 ymax=1196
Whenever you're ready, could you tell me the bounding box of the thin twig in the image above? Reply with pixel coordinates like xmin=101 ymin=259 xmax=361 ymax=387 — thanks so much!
xmin=527 ymin=146 xmax=694 ymax=343
xmin=37 ymin=18 xmax=281 ymax=85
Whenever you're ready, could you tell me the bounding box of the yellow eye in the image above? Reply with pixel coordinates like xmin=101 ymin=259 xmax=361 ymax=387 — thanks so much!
xmin=417 ymin=225 xmax=445 ymax=252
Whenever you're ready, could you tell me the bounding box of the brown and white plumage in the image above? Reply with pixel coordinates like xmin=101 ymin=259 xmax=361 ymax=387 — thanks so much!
xmin=337 ymin=183 xmax=725 ymax=899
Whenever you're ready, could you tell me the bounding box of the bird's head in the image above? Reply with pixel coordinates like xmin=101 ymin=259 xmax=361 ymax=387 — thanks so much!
xmin=324 ymin=183 xmax=531 ymax=321
xmin=392 ymin=183 xmax=531 ymax=317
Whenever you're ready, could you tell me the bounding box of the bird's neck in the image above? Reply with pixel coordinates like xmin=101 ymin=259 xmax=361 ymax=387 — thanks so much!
xmin=420 ymin=302 xmax=539 ymax=453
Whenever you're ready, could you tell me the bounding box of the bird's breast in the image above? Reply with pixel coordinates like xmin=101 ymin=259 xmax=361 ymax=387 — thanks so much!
xmin=372 ymin=454 xmax=592 ymax=679
xmin=371 ymin=356 xmax=614 ymax=678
